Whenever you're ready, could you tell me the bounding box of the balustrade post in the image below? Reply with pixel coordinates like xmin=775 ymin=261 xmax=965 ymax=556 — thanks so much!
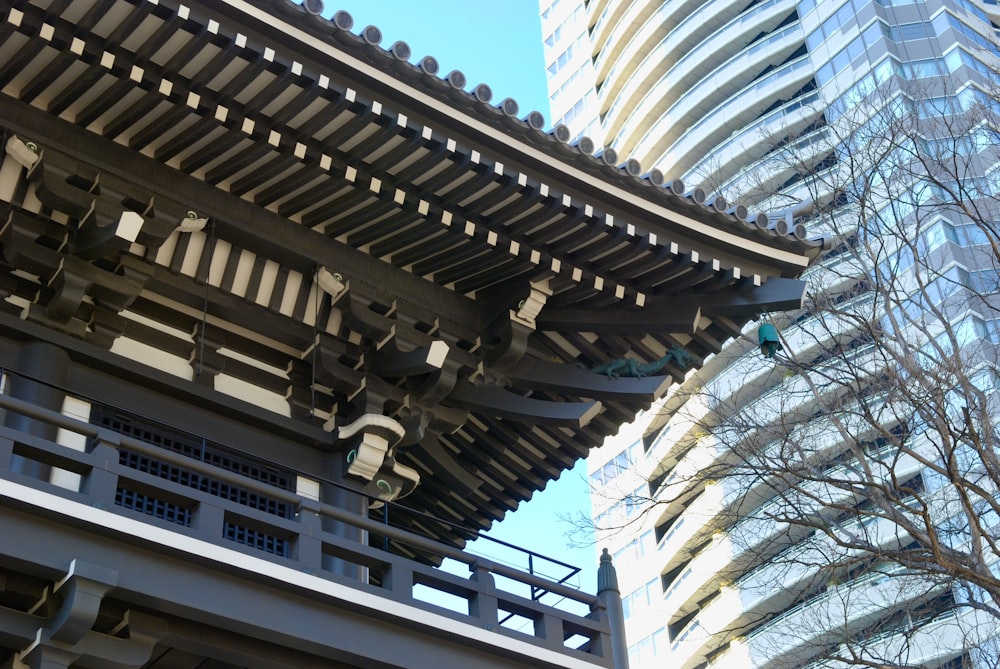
xmin=295 ymin=498 xmax=324 ymax=574
xmin=534 ymin=609 xmax=565 ymax=650
xmin=380 ymin=556 xmax=414 ymax=602
xmin=596 ymin=548 xmax=629 ymax=669
xmin=83 ymin=434 xmax=120 ymax=510
xmin=469 ymin=561 xmax=499 ymax=631
xmin=0 ymin=435 xmax=13 ymax=472
xmin=193 ymin=500 xmax=226 ymax=544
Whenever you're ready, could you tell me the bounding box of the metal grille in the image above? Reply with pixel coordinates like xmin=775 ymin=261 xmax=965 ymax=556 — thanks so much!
xmin=93 ymin=406 xmax=296 ymax=561
xmin=117 ymin=449 xmax=292 ymax=518
xmin=115 ymin=487 xmax=192 ymax=526
xmin=223 ymin=521 xmax=289 ymax=557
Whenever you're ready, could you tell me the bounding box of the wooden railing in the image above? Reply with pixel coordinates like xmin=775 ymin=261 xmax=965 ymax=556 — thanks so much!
xmin=0 ymin=385 xmax=615 ymax=665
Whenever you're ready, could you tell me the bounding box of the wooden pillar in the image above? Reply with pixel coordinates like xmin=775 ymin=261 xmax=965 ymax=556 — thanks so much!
xmin=6 ymin=341 xmax=70 ymax=479
xmin=320 ymin=456 xmax=368 ymax=582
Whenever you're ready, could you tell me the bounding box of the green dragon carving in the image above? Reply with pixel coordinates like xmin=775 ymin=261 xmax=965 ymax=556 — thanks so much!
xmin=586 ymin=348 xmax=693 ymax=378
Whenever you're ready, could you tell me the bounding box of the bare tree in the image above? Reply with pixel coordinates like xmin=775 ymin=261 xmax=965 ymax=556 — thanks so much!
xmin=594 ymin=74 xmax=1000 ymax=668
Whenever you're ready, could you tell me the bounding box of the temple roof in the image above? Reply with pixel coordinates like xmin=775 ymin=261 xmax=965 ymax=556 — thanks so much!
xmin=0 ymin=0 xmax=819 ymax=547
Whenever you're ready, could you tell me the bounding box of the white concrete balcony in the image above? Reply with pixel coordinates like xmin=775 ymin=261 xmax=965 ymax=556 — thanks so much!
xmin=668 ymin=582 xmax=742 ymax=669
xmin=651 ymin=434 xmax=724 ymax=511
xmin=745 ymin=569 xmax=948 ymax=668
xmin=684 ymin=449 xmax=924 ymax=600
xmin=687 ymin=509 xmax=924 ymax=669
xmin=684 ymin=91 xmax=823 ymax=188
xmin=662 ymin=531 xmax=737 ymax=622
xmin=780 ymin=292 xmax=877 ymax=363
xmin=656 ymin=481 xmax=726 ymax=570
xmin=651 ymin=51 xmax=813 ymax=177
xmin=614 ymin=12 xmax=802 ymax=164
xmin=599 ymin=0 xmax=751 ymax=129
xmin=716 ymin=124 xmax=831 ymax=200
xmin=589 ymin=0 xmax=635 ymax=63
xmin=805 ymin=605 xmax=998 ymax=669
xmin=592 ymin=0 xmax=660 ymax=84
xmin=643 ymin=396 xmax=716 ymax=486
xmin=605 ymin=0 xmax=797 ymax=149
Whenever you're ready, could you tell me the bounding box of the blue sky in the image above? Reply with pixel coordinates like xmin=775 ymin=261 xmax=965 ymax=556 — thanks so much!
xmin=323 ymin=1 xmax=600 ymax=592
xmin=328 ymin=1 xmax=551 ymax=124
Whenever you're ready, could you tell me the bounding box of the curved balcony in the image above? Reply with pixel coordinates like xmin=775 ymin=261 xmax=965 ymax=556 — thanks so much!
xmin=688 ymin=500 xmax=926 ymax=667
xmin=671 ymin=474 xmax=928 ymax=669
xmin=684 ymin=90 xmax=823 ymax=188
xmin=589 ymin=0 xmax=635 ymax=63
xmin=805 ymin=605 xmax=997 ymax=669
xmin=655 ymin=481 xmax=726 ymax=572
xmin=671 ymin=446 xmax=924 ymax=618
xmin=644 ymin=398 xmax=716 ymax=487
xmin=603 ymin=0 xmax=796 ymax=144
xmin=598 ymin=0 xmax=747 ymax=122
xmin=616 ymin=14 xmax=802 ymax=162
xmin=745 ymin=568 xmax=947 ymax=668
xmin=592 ymin=0 xmax=661 ymax=85
xmin=645 ymin=50 xmax=812 ymax=176
xmin=716 ymin=126 xmax=832 ymax=203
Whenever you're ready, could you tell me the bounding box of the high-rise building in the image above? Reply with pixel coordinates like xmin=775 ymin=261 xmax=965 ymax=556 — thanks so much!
xmin=541 ymin=0 xmax=602 ymax=142
xmin=541 ymin=0 xmax=1000 ymax=667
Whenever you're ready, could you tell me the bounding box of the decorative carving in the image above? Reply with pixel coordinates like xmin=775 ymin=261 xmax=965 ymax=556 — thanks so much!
xmin=336 ymin=412 xmax=406 ymax=481
xmin=505 ymin=357 xmax=675 ymax=402
xmin=5 ymin=134 xmax=39 ymax=169
xmin=512 ymin=279 xmax=551 ymax=328
xmin=177 ymin=210 xmax=208 ymax=233
xmin=584 ymin=348 xmax=693 ymax=379
xmin=361 ymin=454 xmax=420 ymax=507
xmin=481 ymin=280 xmax=551 ymax=374
xmin=316 ymin=267 xmax=347 ymax=300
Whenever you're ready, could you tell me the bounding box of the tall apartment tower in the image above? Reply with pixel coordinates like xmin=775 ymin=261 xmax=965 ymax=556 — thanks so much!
xmin=539 ymin=0 xmax=1000 ymax=667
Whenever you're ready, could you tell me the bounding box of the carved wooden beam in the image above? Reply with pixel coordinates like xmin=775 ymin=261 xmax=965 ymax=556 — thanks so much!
xmin=446 ymin=380 xmax=601 ymax=428
xmin=27 ymin=157 xmax=97 ymax=220
xmin=47 ymin=256 xmax=95 ymax=322
xmin=697 ymin=276 xmax=806 ymax=316
xmin=371 ymin=339 xmax=449 ymax=377
xmin=535 ymin=303 xmax=701 ymax=335
xmin=335 ymin=412 xmax=406 ymax=481
xmin=505 ymin=358 xmax=674 ymax=402
xmin=414 ymin=435 xmax=483 ymax=493
xmin=47 ymin=559 xmax=118 ymax=645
